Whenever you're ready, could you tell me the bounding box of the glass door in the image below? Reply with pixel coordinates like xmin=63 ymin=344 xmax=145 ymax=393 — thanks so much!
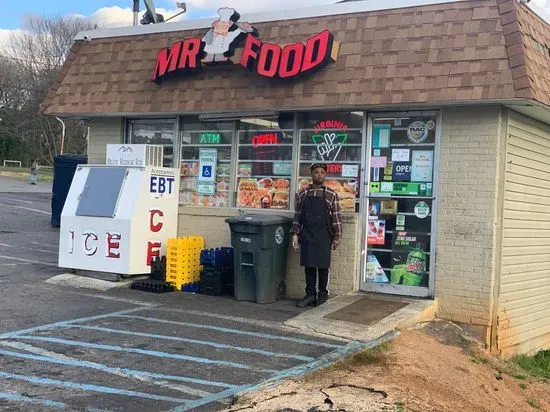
xmin=360 ymin=113 xmax=439 ymax=297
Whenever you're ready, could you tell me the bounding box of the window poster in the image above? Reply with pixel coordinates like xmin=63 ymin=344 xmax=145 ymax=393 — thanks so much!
xmin=381 ymin=200 xmax=398 ymax=215
xmin=237 ymin=177 xmax=290 ymax=209
xmin=392 ymin=149 xmax=410 ymax=162
xmin=365 ymin=254 xmax=389 ymax=283
xmin=367 ymin=219 xmax=386 ymax=245
xmin=390 ymin=232 xmax=429 ymax=287
xmin=373 ymin=124 xmax=391 ymax=148
xmin=411 ymin=150 xmax=434 ymax=182
xmin=368 ymin=201 xmax=380 ymax=219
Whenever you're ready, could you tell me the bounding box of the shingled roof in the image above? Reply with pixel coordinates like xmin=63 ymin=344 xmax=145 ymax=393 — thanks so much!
xmin=41 ymin=0 xmax=550 ymax=117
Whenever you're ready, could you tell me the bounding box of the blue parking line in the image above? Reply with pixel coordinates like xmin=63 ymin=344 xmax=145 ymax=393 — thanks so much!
xmin=17 ymin=336 xmax=278 ymax=373
xmin=0 ymin=348 xmax=235 ymax=389
xmin=0 ymin=306 xmax=152 ymax=340
xmin=114 ymin=315 xmax=343 ymax=349
xmin=0 ymin=391 xmax=67 ymax=409
xmin=171 ymin=331 xmax=400 ymax=411
xmin=70 ymin=324 xmax=316 ymax=362
xmin=0 ymin=371 xmax=189 ymax=404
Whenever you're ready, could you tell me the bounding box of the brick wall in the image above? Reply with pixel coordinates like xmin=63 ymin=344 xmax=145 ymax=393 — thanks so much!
xmin=436 ymin=106 xmax=502 ymax=328
xmin=87 ymin=118 xmax=123 ymax=164
xmin=178 ymin=208 xmax=360 ymax=299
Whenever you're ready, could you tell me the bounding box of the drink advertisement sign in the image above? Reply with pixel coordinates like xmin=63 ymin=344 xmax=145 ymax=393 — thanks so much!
xmin=390 ymin=232 xmax=429 ymax=287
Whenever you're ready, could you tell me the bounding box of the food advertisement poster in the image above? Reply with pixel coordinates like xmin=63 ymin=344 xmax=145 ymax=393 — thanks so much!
xmin=390 ymin=231 xmax=429 ymax=287
xmin=238 ymin=177 xmax=290 ymax=209
xmin=298 ymin=179 xmax=357 ymax=212
xmin=411 ymin=150 xmax=434 ymax=182
xmin=367 ymin=219 xmax=386 ymax=245
xmin=365 ymin=255 xmax=389 ymax=283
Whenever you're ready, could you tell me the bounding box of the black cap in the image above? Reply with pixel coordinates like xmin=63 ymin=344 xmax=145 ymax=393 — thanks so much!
xmin=310 ymin=162 xmax=327 ymax=171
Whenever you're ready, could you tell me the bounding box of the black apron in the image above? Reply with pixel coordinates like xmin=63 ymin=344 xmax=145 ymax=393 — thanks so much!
xmin=300 ymin=188 xmax=332 ymax=269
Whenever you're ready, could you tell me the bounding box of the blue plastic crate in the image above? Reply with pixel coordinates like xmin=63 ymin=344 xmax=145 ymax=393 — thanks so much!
xmin=181 ymin=282 xmax=199 ymax=293
xmin=200 ymin=247 xmax=234 ymax=268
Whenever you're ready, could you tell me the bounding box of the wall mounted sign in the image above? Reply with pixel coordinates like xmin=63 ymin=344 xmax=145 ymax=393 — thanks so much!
xmin=197 ymin=148 xmax=217 ymax=195
xmin=153 ymin=7 xmax=340 ymax=83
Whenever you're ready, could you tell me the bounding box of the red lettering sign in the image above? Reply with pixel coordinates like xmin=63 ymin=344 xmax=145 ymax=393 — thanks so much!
xmin=152 ymin=38 xmax=203 ymax=84
xmin=251 ymin=133 xmax=279 ymax=148
xmin=314 ymin=120 xmax=348 ymax=133
xmin=149 ymin=209 xmax=164 ymax=233
xmin=151 ymin=9 xmax=339 ymax=84
xmin=146 ymin=241 xmax=161 ymax=266
xmin=106 ymin=232 xmax=121 ymax=259
xmin=326 ymin=164 xmax=342 ymax=173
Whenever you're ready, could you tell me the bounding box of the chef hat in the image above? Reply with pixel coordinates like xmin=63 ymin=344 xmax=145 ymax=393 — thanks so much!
xmin=217 ymin=7 xmax=236 ymax=22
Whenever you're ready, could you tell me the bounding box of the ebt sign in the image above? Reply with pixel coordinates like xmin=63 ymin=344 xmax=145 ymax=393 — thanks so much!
xmin=152 ymin=7 xmax=340 ymax=83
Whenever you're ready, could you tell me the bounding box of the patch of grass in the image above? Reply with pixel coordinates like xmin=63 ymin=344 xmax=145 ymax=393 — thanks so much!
xmin=519 ymin=383 xmax=528 ymax=390
xmin=394 ymin=400 xmax=404 ymax=412
xmin=527 ymin=398 xmax=541 ymax=409
xmin=0 ymin=166 xmax=53 ymax=182
xmin=329 ymin=342 xmax=392 ymax=370
xmin=513 ymin=350 xmax=550 ymax=380
xmin=470 ymin=354 xmax=488 ymax=365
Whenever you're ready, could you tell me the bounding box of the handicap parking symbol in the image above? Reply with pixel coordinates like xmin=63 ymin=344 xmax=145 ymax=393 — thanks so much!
xmin=202 ymin=165 xmax=212 ymax=178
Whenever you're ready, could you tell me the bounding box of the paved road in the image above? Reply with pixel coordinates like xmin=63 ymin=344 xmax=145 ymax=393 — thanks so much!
xmin=0 ymin=177 xmax=359 ymax=411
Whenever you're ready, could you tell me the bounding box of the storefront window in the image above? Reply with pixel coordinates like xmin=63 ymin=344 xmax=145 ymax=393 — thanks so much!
xmin=180 ymin=117 xmax=234 ymax=208
xmin=297 ymin=112 xmax=364 ymax=213
xmin=364 ymin=116 xmax=436 ymax=293
xmin=236 ymin=115 xmax=294 ymax=209
xmin=128 ymin=119 xmax=176 ymax=167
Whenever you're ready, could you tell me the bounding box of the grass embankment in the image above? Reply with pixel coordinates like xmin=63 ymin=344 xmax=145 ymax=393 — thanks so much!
xmin=0 ymin=166 xmax=53 ymax=182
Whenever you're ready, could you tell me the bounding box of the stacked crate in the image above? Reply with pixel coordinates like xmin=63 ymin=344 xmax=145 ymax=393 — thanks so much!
xmin=199 ymin=247 xmax=234 ymax=296
xmin=166 ymin=236 xmax=204 ymax=291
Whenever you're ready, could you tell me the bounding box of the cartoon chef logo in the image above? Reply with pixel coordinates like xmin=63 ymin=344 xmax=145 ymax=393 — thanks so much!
xmin=202 ymin=7 xmax=256 ymax=64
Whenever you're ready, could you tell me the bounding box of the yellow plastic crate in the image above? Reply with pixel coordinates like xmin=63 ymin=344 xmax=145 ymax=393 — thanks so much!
xmin=165 ymin=236 xmax=204 ymax=290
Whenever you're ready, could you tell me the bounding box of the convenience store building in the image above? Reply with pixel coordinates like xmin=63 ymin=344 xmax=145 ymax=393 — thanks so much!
xmin=42 ymin=0 xmax=550 ymax=356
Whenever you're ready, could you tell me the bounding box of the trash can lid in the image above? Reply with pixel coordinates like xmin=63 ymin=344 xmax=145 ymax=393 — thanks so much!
xmin=226 ymin=214 xmax=293 ymax=226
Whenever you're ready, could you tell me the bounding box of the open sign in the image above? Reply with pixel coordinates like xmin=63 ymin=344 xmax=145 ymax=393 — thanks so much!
xmin=392 ymin=162 xmax=412 ymax=181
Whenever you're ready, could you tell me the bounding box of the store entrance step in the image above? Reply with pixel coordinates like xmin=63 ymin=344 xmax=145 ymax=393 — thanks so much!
xmin=284 ymin=292 xmax=437 ymax=343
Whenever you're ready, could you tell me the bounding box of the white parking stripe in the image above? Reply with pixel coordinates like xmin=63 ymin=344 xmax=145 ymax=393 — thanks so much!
xmin=0 ymin=255 xmax=57 ymax=267
xmin=0 ymin=203 xmax=50 ymax=215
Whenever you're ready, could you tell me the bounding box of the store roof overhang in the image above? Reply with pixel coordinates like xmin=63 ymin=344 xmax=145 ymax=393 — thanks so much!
xmin=49 ymin=99 xmax=550 ymax=126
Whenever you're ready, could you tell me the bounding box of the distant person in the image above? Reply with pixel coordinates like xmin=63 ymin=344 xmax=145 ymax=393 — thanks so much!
xmin=291 ymin=163 xmax=342 ymax=308
xmin=30 ymin=160 xmax=38 ymax=185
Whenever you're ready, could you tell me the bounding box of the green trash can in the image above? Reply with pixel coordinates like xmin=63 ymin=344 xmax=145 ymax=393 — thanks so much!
xmin=225 ymin=214 xmax=293 ymax=304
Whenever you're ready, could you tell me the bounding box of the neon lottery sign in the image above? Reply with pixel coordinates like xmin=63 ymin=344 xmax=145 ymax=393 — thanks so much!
xmin=312 ymin=121 xmax=348 ymax=162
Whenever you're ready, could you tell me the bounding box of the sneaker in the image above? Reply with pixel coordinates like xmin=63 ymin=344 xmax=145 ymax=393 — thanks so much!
xmin=296 ymin=295 xmax=316 ymax=308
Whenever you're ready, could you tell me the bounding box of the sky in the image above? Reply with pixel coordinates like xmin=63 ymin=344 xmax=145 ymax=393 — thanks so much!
xmin=1 ymin=0 xmax=550 ymax=52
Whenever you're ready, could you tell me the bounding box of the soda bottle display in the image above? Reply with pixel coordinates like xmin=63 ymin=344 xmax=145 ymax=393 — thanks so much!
xmin=406 ymin=248 xmax=426 ymax=275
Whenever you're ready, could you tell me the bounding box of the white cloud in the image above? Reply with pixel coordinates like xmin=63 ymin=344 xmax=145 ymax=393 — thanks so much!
xmin=87 ymin=6 xmax=189 ymax=29
xmin=183 ymin=0 xmax=334 ymax=15
xmin=0 ymin=28 xmax=23 ymax=54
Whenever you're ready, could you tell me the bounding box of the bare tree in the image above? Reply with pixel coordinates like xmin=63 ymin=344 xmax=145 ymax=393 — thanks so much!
xmin=2 ymin=15 xmax=93 ymax=165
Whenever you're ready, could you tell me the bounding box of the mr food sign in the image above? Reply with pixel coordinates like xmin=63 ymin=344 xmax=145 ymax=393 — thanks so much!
xmin=152 ymin=7 xmax=340 ymax=83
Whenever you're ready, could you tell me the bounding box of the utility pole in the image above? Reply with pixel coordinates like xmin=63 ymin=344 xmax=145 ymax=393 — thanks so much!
xmin=133 ymin=0 xmax=139 ymax=26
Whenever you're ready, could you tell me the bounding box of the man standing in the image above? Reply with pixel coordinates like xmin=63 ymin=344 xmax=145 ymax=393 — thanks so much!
xmin=29 ymin=160 xmax=38 ymax=185
xmin=291 ymin=163 xmax=342 ymax=308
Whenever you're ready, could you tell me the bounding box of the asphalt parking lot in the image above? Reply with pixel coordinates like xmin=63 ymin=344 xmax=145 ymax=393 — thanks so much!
xmin=0 ymin=176 xmax=360 ymax=411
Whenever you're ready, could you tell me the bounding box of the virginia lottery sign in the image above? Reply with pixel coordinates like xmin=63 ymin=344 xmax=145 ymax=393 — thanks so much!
xmin=152 ymin=7 xmax=340 ymax=83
